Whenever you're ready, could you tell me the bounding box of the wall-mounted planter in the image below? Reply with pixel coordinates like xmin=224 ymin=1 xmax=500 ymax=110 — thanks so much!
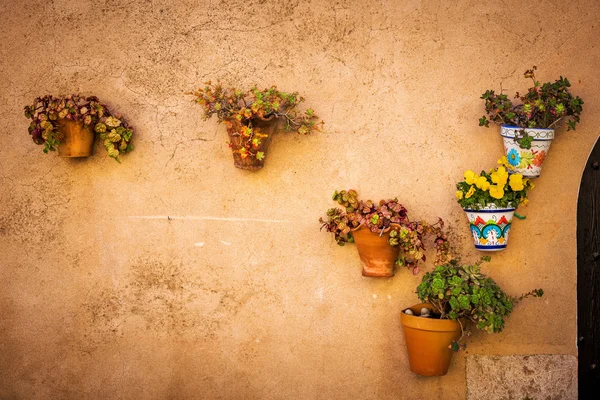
xmin=191 ymin=83 xmax=321 ymax=172
xmin=501 ymin=125 xmax=554 ymax=178
xmin=56 ymin=119 xmax=94 ymax=158
xmin=351 ymin=224 xmax=399 ymax=278
xmin=227 ymin=117 xmax=278 ymax=171
xmin=400 ymin=303 xmax=462 ymax=376
xmin=464 ymin=205 xmax=515 ymax=251
xmin=24 ymin=95 xmax=134 ymax=162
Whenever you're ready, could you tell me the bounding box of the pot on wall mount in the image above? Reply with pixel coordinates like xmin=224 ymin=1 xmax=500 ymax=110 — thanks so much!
xmin=400 ymin=303 xmax=462 ymax=377
xmin=464 ymin=205 xmax=515 ymax=251
xmin=24 ymin=94 xmax=135 ymax=162
xmin=351 ymin=223 xmax=400 ymax=278
xmin=191 ymin=83 xmax=322 ymax=172
xmin=501 ymin=125 xmax=554 ymax=178
xmin=226 ymin=117 xmax=278 ymax=171
xmin=56 ymin=119 xmax=95 ymax=158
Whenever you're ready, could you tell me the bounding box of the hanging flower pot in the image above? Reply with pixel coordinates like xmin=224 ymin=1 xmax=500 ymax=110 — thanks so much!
xmin=456 ymin=165 xmax=533 ymax=251
xmin=479 ymin=67 xmax=584 ymax=178
xmin=400 ymin=303 xmax=462 ymax=376
xmin=403 ymin=260 xmax=544 ymax=376
xmin=463 ymin=204 xmax=515 ymax=251
xmin=319 ymin=190 xmax=452 ymax=277
xmin=226 ymin=117 xmax=278 ymax=170
xmin=501 ymin=125 xmax=554 ymax=178
xmin=351 ymin=224 xmax=400 ymax=278
xmin=191 ymin=83 xmax=322 ymax=171
xmin=24 ymin=94 xmax=135 ymax=162
xmin=56 ymin=119 xmax=95 ymax=158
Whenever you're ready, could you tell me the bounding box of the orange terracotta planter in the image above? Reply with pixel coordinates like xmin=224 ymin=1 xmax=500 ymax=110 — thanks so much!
xmin=400 ymin=303 xmax=462 ymax=376
xmin=351 ymin=224 xmax=400 ymax=278
xmin=56 ymin=119 xmax=94 ymax=158
xmin=226 ymin=117 xmax=279 ymax=170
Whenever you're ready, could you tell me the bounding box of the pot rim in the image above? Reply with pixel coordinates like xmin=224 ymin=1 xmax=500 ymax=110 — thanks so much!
xmin=400 ymin=303 xmax=463 ymax=332
xmin=500 ymin=125 xmax=555 ymax=141
xmin=225 ymin=114 xmax=277 ymax=123
xmin=500 ymin=124 xmax=555 ymax=132
xmin=350 ymin=222 xmax=401 ymax=233
xmin=463 ymin=207 xmax=516 ymax=212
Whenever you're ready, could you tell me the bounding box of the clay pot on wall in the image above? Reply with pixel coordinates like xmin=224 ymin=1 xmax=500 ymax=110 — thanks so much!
xmin=463 ymin=205 xmax=515 ymax=251
xmin=400 ymin=303 xmax=462 ymax=376
xmin=56 ymin=119 xmax=95 ymax=158
xmin=351 ymin=224 xmax=400 ymax=278
xmin=501 ymin=125 xmax=555 ymax=178
xmin=226 ymin=117 xmax=279 ymax=171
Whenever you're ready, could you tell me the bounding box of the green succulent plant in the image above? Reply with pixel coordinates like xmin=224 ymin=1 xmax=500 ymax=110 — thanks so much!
xmin=416 ymin=257 xmax=544 ymax=350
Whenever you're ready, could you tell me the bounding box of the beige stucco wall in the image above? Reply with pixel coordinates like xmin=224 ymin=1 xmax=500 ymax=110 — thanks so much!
xmin=1 ymin=0 xmax=599 ymax=398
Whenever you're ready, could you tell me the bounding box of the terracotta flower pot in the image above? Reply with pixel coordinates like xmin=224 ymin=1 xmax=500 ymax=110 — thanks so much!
xmin=56 ymin=119 xmax=94 ymax=158
xmin=351 ymin=224 xmax=400 ymax=278
xmin=501 ymin=125 xmax=554 ymax=178
xmin=400 ymin=303 xmax=462 ymax=376
xmin=226 ymin=117 xmax=279 ymax=170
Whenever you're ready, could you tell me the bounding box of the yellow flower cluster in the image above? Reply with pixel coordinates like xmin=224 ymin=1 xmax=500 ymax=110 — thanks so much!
xmin=458 ymin=166 xmax=529 ymax=201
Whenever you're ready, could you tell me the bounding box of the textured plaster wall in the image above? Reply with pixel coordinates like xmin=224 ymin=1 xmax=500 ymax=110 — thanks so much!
xmin=1 ymin=0 xmax=599 ymax=399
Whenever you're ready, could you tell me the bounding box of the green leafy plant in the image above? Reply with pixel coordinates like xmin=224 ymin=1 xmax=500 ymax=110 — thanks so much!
xmin=456 ymin=159 xmax=534 ymax=210
xmin=479 ymin=66 xmax=584 ymax=149
xmin=319 ymin=189 xmax=452 ymax=273
xmin=24 ymin=95 xmax=134 ymax=162
xmin=416 ymin=257 xmax=544 ymax=350
xmin=190 ymin=82 xmax=321 ymax=162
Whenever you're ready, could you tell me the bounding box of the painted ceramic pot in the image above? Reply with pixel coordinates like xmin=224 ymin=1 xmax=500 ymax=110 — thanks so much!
xmin=56 ymin=119 xmax=94 ymax=158
xmin=351 ymin=224 xmax=400 ymax=278
xmin=501 ymin=125 xmax=554 ymax=178
xmin=464 ymin=205 xmax=515 ymax=251
xmin=400 ymin=303 xmax=462 ymax=376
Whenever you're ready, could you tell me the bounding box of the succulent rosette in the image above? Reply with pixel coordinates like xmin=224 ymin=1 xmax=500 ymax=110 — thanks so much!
xmin=456 ymin=158 xmax=534 ymax=210
xmin=24 ymin=94 xmax=134 ymax=161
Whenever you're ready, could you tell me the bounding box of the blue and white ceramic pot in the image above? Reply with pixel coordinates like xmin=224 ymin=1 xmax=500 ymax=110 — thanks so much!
xmin=501 ymin=125 xmax=554 ymax=178
xmin=464 ymin=204 xmax=516 ymax=251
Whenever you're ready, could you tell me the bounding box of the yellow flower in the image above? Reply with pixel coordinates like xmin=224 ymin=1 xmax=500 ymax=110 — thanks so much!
xmin=491 ymin=166 xmax=508 ymax=186
xmin=526 ymin=179 xmax=535 ymax=189
xmin=489 ymin=184 xmax=505 ymax=199
xmin=475 ymin=176 xmax=490 ymax=191
xmin=456 ymin=191 xmax=464 ymax=200
xmin=465 ymin=186 xmax=476 ymax=199
xmin=498 ymin=155 xmax=515 ymax=171
xmin=509 ymin=174 xmax=524 ymax=191
xmin=464 ymin=170 xmax=477 ymax=185
xmin=521 ymin=198 xmax=529 ymax=206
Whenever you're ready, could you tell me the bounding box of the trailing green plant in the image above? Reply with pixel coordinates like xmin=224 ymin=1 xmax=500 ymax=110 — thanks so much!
xmin=190 ymin=82 xmax=321 ymax=162
xmin=479 ymin=66 xmax=584 ymax=149
xmin=416 ymin=257 xmax=544 ymax=350
xmin=319 ymin=189 xmax=452 ymax=274
xmin=456 ymin=159 xmax=534 ymax=210
xmin=24 ymin=94 xmax=134 ymax=162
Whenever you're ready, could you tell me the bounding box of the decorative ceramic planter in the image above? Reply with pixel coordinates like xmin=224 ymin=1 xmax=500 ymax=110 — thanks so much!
xmin=351 ymin=224 xmax=400 ymax=278
xmin=400 ymin=303 xmax=462 ymax=376
xmin=226 ymin=117 xmax=279 ymax=170
xmin=501 ymin=125 xmax=555 ymax=178
xmin=463 ymin=205 xmax=515 ymax=251
xmin=56 ymin=119 xmax=94 ymax=158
